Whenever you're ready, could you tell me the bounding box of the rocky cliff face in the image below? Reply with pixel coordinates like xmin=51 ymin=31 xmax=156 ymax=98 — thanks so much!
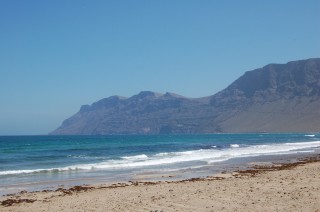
xmin=52 ymin=91 xmax=215 ymax=135
xmin=51 ymin=58 xmax=320 ymax=135
xmin=212 ymin=58 xmax=320 ymax=104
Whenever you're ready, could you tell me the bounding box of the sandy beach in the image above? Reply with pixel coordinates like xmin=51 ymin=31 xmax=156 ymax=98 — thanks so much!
xmin=1 ymin=156 xmax=320 ymax=212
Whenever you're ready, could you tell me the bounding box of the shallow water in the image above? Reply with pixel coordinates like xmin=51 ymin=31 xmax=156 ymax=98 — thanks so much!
xmin=1 ymin=133 xmax=319 ymax=195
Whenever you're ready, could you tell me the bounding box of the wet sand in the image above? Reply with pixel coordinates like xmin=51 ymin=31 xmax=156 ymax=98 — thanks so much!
xmin=1 ymin=155 xmax=320 ymax=211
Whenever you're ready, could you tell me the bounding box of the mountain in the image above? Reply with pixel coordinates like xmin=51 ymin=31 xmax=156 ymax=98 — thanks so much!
xmin=211 ymin=58 xmax=320 ymax=132
xmin=51 ymin=58 xmax=320 ymax=135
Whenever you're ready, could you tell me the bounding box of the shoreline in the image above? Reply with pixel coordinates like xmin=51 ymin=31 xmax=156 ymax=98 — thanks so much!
xmin=2 ymin=133 xmax=319 ymax=197
xmin=1 ymin=150 xmax=318 ymax=196
xmin=1 ymin=154 xmax=320 ymax=211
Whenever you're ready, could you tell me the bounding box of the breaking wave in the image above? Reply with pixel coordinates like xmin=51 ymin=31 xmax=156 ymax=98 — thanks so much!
xmin=1 ymin=140 xmax=320 ymax=176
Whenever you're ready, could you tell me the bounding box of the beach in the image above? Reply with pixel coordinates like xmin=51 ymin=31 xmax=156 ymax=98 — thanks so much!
xmin=1 ymin=156 xmax=319 ymax=212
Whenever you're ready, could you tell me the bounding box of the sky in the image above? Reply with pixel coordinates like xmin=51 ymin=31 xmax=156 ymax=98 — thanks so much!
xmin=0 ymin=0 xmax=319 ymax=135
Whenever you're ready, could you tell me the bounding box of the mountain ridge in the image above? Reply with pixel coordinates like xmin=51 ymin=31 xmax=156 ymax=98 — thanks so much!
xmin=51 ymin=58 xmax=320 ymax=135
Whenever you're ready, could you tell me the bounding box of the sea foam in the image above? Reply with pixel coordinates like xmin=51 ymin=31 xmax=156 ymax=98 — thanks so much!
xmin=1 ymin=140 xmax=319 ymax=176
xmin=305 ymin=134 xmax=316 ymax=137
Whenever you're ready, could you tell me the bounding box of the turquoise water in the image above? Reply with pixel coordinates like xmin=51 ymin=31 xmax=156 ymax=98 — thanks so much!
xmin=0 ymin=133 xmax=320 ymax=194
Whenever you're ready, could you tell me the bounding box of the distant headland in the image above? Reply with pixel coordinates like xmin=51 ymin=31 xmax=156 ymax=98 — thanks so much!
xmin=51 ymin=58 xmax=320 ymax=135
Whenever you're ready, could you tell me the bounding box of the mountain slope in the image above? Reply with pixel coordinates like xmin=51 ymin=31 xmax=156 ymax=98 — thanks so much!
xmin=210 ymin=58 xmax=320 ymax=132
xmin=52 ymin=91 xmax=216 ymax=134
xmin=51 ymin=58 xmax=320 ymax=135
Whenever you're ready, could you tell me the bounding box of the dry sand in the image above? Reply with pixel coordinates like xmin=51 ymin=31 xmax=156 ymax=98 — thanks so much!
xmin=1 ymin=157 xmax=320 ymax=212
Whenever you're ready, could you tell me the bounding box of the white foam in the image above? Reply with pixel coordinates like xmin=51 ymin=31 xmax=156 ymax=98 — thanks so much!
xmin=0 ymin=168 xmax=68 ymax=176
xmin=230 ymin=144 xmax=240 ymax=148
xmin=1 ymin=140 xmax=320 ymax=176
xmin=121 ymin=154 xmax=148 ymax=160
xmin=0 ymin=169 xmax=41 ymax=175
xmin=305 ymin=134 xmax=315 ymax=137
xmin=155 ymin=152 xmax=169 ymax=157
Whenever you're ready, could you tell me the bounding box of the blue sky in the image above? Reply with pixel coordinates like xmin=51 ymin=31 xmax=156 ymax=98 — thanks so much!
xmin=0 ymin=0 xmax=319 ymax=135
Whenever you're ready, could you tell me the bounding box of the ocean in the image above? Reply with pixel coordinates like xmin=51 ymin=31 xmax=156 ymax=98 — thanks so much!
xmin=1 ymin=133 xmax=320 ymax=195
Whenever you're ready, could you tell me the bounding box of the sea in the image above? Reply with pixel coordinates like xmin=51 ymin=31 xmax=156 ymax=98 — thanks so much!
xmin=1 ymin=133 xmax=320 ymax=195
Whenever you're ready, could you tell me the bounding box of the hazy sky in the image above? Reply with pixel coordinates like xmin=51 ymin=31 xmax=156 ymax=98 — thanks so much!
xmin=1 ymin=0 xmax=319 ymax=135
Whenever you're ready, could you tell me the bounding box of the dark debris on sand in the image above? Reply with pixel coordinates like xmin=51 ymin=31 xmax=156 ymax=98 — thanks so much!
xmin=55 ymin=185 xmax=94 ymax=195
xmin=1 ymin=198 xmax=36 ymax=207
xmin=1 ymin=155 xmax=319 ymax=207
xmin=234 ymin=155 xmax=320 ymax=177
